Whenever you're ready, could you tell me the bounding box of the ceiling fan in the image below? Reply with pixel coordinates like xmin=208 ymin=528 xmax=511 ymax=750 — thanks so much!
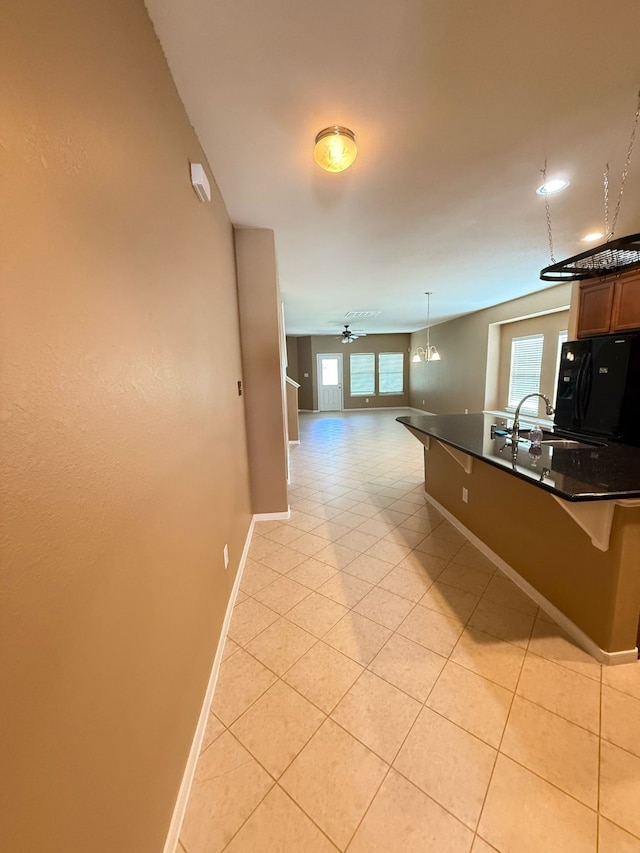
xmin=338 ymin=324 xmax=367 ymax=344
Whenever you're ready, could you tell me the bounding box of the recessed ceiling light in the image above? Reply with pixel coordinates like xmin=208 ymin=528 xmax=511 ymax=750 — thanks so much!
xmin=536 ymin=178 xmax=570 ymax=195
xmin=581 ymin=231 xmax=604 ymax=242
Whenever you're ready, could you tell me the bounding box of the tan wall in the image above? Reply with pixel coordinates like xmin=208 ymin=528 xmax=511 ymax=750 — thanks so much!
xmin=1 ymin=3 xmax=252 ymax=851
xmin=286 ymin=335 xmax=300 ymax=381
xmin=409 ymin=285 xmax=572 ymax=414
xmin=235 ymin=228 xmax=289 ymax=514
xmin=296 ymin=337 xmax=314 ymax=410
xmin=495 ymin=309 xmax=569 ymax=415
xmin=291 ymin=334 xmax=411 ymax=410
xmin=286 ymin=380 xmax=301 ymax=442
xmin=422 ymin=440 xmax=640 ymax=652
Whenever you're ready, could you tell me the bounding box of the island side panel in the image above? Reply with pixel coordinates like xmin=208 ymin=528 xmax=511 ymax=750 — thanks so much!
xmin=608 ymin=508 xmax=640 ymax=651
xmin=422 ymin=441 xmax=640 ymax=654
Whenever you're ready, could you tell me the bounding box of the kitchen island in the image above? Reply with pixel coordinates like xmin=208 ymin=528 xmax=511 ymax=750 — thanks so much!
xmin=398 ymin=413 xmax=640 ymax=662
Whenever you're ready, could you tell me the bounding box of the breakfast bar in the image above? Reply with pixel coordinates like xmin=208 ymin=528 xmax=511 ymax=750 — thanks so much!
xmin=398 ymin=413 xmax=640 ymax=662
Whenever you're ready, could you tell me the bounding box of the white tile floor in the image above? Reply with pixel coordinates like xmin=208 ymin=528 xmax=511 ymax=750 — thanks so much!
xmin=179 ymin=409 xmax=640 ymax=853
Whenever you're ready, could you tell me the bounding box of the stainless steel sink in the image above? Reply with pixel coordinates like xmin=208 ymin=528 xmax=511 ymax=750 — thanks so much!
xmin=540 ymin=438 xmax=599 ymax=449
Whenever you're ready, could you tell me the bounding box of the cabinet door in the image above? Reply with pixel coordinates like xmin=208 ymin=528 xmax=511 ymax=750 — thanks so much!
xmin=577 ymin=279 xmax=614 ymax=337
xmin=611 ymin=271 xmax=640 ymax=332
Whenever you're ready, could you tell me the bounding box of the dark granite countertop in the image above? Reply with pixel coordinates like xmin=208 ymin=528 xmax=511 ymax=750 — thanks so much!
xmin=397 ymin=413 xmax=640 ymax=502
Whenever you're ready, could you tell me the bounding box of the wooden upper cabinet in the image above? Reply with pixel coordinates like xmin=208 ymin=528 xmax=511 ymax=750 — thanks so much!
xmin=577 ymin=279 xmax=615 ymax=337
xmin=611 ymin=270 xmax=640 ymax=331
xmin=577 ymin=270 xmax=640 ymax=337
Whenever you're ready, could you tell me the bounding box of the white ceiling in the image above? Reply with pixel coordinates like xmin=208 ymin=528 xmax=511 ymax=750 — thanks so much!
xmin=145 ymin=0 xmax=640 ymax=335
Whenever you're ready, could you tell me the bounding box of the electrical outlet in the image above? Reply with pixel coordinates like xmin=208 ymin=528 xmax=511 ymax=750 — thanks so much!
xmin=422 ymin=399 xmax=425 ymax=405
xmin=462 ymin=487 xmax=469 ymax=503
xmin=223 ymin=544 xmax=229 ymax=569
xmin=365 ymin=398 xmax=369 ymax=403
xmin=464 ymin=408 xmax=469 ymax=414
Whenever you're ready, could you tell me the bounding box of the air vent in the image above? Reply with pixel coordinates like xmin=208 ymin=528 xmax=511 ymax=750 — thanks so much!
xmin=345 ymin=311 xmax=382 ymax=319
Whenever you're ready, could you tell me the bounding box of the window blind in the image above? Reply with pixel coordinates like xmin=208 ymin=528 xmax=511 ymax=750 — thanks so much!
xmin=507 ymin=334 xmax=544 ymax=413
xmin=378 ymin=352 xmax=404 ymax=394
xmin=350 ymin=353 xmax=375 ymax=396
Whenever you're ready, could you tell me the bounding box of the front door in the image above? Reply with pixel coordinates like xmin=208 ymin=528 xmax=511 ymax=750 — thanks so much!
xmin=317 ymin=353 xmax=343 ymax=411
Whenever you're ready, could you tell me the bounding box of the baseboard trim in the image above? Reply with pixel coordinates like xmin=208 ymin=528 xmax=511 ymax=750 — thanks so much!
xmin=162 ymin=517 xmax=255 ymax=853
xmin=343 ymin=406 xmax=412 ymax=412
xmin=423 ymin=489 xmax=638 ymax=666
xmin=299 ymin=407 xmax=419 ymax=415
xmin=254 ymin=507 xmax=291 ymax=521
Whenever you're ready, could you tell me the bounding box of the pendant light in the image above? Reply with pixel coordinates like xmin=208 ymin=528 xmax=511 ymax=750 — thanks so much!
xmin=412 ymin=292 xmax=441 ymax=362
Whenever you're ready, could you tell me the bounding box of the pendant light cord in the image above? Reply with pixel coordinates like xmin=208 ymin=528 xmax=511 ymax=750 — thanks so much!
xmin=425 ymin=292 xmax=431 ymax=352
xmin=541 ymin=161 xmax=555 ymax=264
xmin=608 ymin=89 xmax=640 ymax=240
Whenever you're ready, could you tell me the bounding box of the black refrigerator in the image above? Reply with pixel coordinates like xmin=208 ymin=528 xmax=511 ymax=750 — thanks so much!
xmin=554 ymin=332 xmax=640 ymax=445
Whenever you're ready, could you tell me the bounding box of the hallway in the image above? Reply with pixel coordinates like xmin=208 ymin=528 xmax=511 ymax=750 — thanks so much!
xmin=179 ymin=410 xmax=640 ymax=852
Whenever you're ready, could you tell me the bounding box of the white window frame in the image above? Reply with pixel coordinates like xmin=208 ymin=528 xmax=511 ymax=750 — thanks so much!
xmin=378 ymin=352 xmax=404 ymax=394
xmin=553 ymin=330 xmax=569 ymax=406
xmin=507 ymin=333 xmax=544 ymax=414
xmin=350 ymin=352 xmax=375 ymax=396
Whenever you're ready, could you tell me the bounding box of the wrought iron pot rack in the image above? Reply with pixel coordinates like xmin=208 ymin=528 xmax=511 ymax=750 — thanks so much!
xmin=540 ymin=232 xmax=640 ymax=282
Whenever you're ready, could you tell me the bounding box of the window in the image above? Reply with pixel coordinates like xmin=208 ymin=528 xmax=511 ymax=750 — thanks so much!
xmin=350 ymin=353 xmax=375 ymax=396
xmin=507 ymin=334 xmax=544 ymax=413
xmin=321 ymin=358 xmax=339 ymax=386
xmin=378 ymin=352 xmax=404 ymax=394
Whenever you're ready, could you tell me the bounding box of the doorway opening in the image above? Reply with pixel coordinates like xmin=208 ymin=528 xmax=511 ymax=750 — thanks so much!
xmin=317 ymin=353 xmax=343 ymax=411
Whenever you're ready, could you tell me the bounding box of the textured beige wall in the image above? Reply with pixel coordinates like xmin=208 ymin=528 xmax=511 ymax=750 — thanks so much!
xmin=235 ymin=228 xmax=289 ymax=513
xmin=1 ymin=2 xmax=252 ymax=851
xmin=422 ymin=441 xmax=640 ymax=652
xmin=409 ymin=285 xmax=572 ymax=413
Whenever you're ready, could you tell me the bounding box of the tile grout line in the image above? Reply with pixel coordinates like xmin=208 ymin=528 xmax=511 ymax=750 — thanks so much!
xmin=218 ymin=727 xmax=336 ymax=851
xmin=596 ymin=661 xmax=603 ymax=853
xmin=470 ymin=598 xmax=538 ymax=847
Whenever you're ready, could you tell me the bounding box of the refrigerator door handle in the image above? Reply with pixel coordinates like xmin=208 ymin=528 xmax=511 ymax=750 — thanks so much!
xmin=578 ymin=352 xmax=592 ymax=423
xmin=573 ymin=356 xmax=585 ymax=423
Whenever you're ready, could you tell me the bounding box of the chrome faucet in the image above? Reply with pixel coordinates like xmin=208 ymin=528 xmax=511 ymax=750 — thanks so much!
xmin=512 ymin=393 xmax=555 ymax=449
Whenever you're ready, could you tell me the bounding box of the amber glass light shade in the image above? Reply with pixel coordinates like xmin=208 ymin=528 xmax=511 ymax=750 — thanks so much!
xmin=314 ymin=126 xmax=357 ymax=172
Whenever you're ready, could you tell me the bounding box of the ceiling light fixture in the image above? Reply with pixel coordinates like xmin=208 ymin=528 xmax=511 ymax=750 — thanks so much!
xmin=581 ymin=231 xmax=605 ymax=242
xmin=314 ymin=126 xmax=357 ymax=173
xmin=536 ymin=177 xmax=570 ymax=195
xmin=339 ymin=324 xmax=365 ymax=343
xmin=412 ymin=292 xmax=441 ymax=363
